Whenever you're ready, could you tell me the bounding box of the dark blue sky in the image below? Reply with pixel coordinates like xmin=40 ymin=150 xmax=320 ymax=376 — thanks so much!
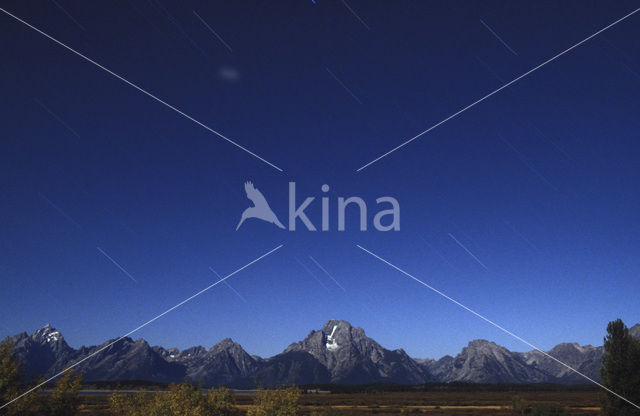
xmin=1 ymin=0 xmax=639 ymax=359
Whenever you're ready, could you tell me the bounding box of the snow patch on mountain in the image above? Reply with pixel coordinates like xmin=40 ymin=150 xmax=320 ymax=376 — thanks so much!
xmin=326 ymin=325 xmax=339 ymax=351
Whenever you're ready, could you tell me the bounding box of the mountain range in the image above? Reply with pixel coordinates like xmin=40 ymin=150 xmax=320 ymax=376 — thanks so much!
xmin=8 ymin=320 xmax=640 ymax=387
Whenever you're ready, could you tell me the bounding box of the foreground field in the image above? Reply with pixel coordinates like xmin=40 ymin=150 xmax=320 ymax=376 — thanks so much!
xmin=78 ymin=390 xmax=601 ymax=415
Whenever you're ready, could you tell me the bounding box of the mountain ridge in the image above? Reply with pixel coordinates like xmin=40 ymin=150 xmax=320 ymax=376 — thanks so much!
xmin=7 ymin=321 xmax=639 ymax=387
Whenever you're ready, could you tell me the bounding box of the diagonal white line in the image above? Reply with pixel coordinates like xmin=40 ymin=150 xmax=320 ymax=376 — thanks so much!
xmin=34 ymin=98 xmax=82 ymax=139
xmin=50 ymin=0 xmax=85 ymax=31
xmin=38 ymin=192 xmax=82 ymax=228
xmin=0 ymin=244 xmax=283 ymax=410
xmin=294 ymin=256 xmax=329 ymax=291
xmin=309 ymin=255 xmax=346 ymax=292
xmin=339 ymin=0 xmax=371 ymax=30
xmin=448 ymin=233 xmax=489 ymax=271
xmin=222 ymin=280 xmax=247 ymax=304
xmin=0 ymin=7 xmax=282 ymax=172
xmin=209 ymin=267 xmax=247 ymax=304
xmin=480 ymin=19 xmax=517 ymax=56
xmin=498 ymin=134 xmax=558 ymax=190
xmin=96 ymin=246 xmax=137 ymax=283
xmin=356 ymin=7 xmax=640 ymax=172
xmin=326 ymin=68 xmax=363 ymax=104
xmin=356 ymin=244 xmax=640 ymax=410
xmin=193 ymin=10 xmax=233 ymax=53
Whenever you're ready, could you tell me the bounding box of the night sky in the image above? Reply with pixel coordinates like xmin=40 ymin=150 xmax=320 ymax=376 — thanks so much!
xmin=1 ymin=0 xmax=639 ymax=360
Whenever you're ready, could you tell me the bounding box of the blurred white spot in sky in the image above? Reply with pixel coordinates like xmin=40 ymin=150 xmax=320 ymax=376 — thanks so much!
xmin=218 ymin=66 xmax=240 ymax=82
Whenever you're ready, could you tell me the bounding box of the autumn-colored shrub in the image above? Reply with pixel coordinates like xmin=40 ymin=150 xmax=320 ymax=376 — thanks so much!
xmin=109 ymin=382 xmax=238 ymax=416
xmin=247 ymin=386 xmax=300 ymax=416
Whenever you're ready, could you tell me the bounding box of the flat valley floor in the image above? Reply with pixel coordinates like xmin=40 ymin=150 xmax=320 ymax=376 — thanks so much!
xmin=78 ymin=390 xmax=601 ymax=415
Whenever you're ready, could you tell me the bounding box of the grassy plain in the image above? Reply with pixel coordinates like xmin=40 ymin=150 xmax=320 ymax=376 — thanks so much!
xmin=76 ymin=389 xmax=601 ymax=415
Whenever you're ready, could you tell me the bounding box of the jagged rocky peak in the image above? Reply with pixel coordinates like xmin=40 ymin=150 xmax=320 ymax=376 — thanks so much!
xmin=162 ymin=345 xmax=207 ymax=361
xmin=322 ymin=319 xmax=353 ymax=332
xmin=321 ymin=320 xmax=368 ymax=349
xmin=549 ymin=342 xmax=590 ymax=355
xmin=285 ymin=320 xmax=370 ymax=360
xmin=32 ymin=323 xmax=65 ymax=345
xmin=152 ymin=346 xmax=181 ymax=359
xmin=458 ymin=340 xmax=510 ymax=362
xmin=466 ymin=339 xmax=498 ymax=348
xmin=630 ymin=324 xmax=640 ymax=339
xmin=10 ymin=324 xmax=74 ymax=380
xmin=284 ymin=320 xmax=427 ymax=384
xmin=321 ymin=319 xmax=363 ymax=335
xmin=461 ymin=339 xmax=504 ymax=355
xmin=209 ymin=338 xmax=248 ymax=355
xmin=211 ymin=338 xmax=238 ymax=350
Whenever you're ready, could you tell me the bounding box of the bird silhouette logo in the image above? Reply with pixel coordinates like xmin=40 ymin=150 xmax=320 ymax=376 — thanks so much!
xmin=236 ymin=181 xmax=285 ymax=230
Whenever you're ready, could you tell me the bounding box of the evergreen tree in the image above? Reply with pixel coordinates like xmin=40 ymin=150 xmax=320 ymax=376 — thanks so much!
xmin=600 ymin=319 xmax=640 ymax=415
